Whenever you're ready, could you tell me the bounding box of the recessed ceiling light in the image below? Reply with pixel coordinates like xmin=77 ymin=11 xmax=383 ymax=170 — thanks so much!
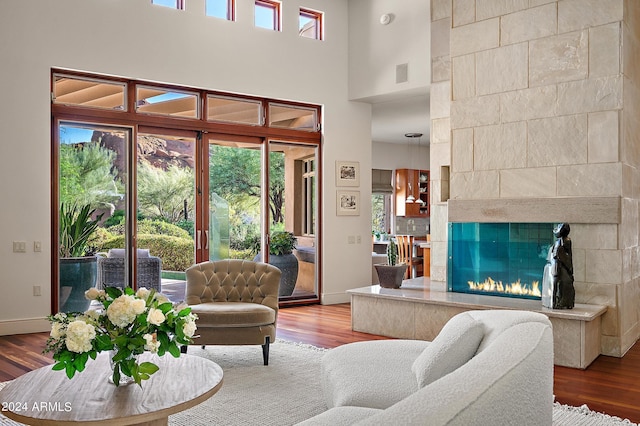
xmin=404 ymin=133 xmax=423 ymax=138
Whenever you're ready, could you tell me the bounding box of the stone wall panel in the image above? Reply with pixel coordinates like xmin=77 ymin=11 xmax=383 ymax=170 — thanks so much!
xmin=452 ymin=53 xmax=475 ymax=100
xmin=588 ymin=111 xmax=619 ymax=164
xmin=450 ymin=171 xmax=499 ymax=199
xmin=431 ymin=117 xmax=451 ymax=145
xmin=558 ymin=76 xmax=623 ymax=115
xmin=529 ymin=30 xmax=588 ymax=86
xmin=451 ymin=94 xmax=500 ymax=129
xmin=585 ymin=249 xmax=623 ymax=284
xmin=589 ymin=23 xmax=621 ymax=78
xmin=557 ymin=163 xmax=622 ymax=197
xmin=452 ymin=0 xmax=475 ymax=27
xmin=499 ymin=167 xmax=556 ymax=198
xmin=432 ymin=55 xmax=451 ymax=83
xmin=558 ymin=0 xmax=623 ymax=33
xmin=570 ymin=224 xmax=619 ymax=250
xmin=451 ymin=128 xmax=473 ymax=173
xmin=621 ymin=198 xmax=639 ymax=249
xmin=500 ymin=3 xmax=557 ymax=45
xmin=476 ymin=43 xmax=528 ymax=95
xmin=430 ymin=81 xmax=451 ymax=120
xmin=431 ymin=0 xmax=451 ymax=22
xmin=475 ymin=0 xmax=528 ymax=21
xmin=500 ymin=85 xmax=557 ymax=123
xmin=450 ymin=18 xmax=499 ymax=57
xmin=528 ymin=114 xmax=588 ymax=167
xmin=474 ymin=122 xmax=527 ymax=170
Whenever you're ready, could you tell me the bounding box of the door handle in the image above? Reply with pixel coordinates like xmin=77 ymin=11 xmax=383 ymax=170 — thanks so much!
xmin=197 ymin=230 xmax=202 ymax=249
xmin=205 ymin=230 xmax=209 ymax=250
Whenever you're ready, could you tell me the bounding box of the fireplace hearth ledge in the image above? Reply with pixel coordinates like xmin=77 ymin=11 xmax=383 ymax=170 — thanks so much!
xmin=348 ymin=277 xmax=607 ymax=369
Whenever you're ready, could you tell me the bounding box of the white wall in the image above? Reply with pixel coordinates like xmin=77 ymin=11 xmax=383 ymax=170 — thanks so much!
xmin=372 ymin=142 xmax=430 ymax=170
xmin=348 ymin=0 xmax=430 ymax=101
xmin=0 ymin=0 xmax=373 ymax=332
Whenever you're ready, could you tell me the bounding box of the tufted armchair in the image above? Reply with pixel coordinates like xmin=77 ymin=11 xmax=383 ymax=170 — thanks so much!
xmin=183 ymin=259 xmax=281 ymax=365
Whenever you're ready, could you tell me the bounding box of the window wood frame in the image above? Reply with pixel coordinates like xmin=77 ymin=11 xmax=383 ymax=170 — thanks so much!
xmin=151 ymin=0 xmax=185 ymax=10
xmin=51 ymin=68 xmax=322 ymax=309
xmin=299 ymin=7 xmax=323 ymax=40
xmin=206 ymin=0 xmax=235 ymax=21
xmin=255 ymin=0 xmax=281 ymax=31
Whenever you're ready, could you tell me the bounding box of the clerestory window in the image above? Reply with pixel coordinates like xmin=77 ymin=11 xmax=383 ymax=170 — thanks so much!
xmin=299 ymin=8 xmax=323 ymax=40
xmin=255 ymin=0 xmax=281 ymax=31
xmin=152 ymin=0 xmax=185 ymax=9
xmin=206 ymin=0 xmax=234 ymax=20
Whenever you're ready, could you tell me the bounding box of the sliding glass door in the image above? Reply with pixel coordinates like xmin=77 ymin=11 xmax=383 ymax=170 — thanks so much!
xmin=269 ymin=141 xmax=319 ymax=300
xmin=136 ymin=129 xmax=197 ymax=301
xmin=53 ymin=71 xmax=322 ymax=308
xmin=57 ymin=122 xmax=131 ymax=312
xmin=207 ymin=136 xmax=263 ymax=261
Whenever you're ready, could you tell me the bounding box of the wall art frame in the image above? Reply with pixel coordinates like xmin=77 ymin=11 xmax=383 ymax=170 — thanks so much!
xmin=336 ymin=160 xmax=360 ymax=187
xmin=336 ymin=190 xmax=360 ymax=216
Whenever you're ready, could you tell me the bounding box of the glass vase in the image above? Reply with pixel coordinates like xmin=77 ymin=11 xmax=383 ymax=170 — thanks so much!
xmin=108 ymin=350 xmax=136 ymax=386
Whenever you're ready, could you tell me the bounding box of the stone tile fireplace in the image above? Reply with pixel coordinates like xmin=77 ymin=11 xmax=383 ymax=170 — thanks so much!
xmin=427 ymin=0 xmax=640 ymax=360
xmin=447 ymin=222 xmax=555 ymax=300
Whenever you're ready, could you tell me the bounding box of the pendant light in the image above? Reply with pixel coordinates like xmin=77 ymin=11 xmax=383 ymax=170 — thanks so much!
xmin=404 ymin=133 xmax=422 ymax=203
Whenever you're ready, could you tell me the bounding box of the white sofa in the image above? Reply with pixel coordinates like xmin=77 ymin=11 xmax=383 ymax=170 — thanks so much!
xmin=298 ymin=310 xmax=554 ymax=426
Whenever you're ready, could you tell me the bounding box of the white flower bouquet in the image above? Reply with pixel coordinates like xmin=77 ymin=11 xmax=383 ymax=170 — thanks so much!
xmin=44 ymin=286 xmax=197 ymax=386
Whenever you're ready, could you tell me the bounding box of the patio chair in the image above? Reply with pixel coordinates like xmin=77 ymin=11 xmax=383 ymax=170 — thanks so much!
xmin=182 ymin=259 xmax=281 ymax=365
xmin=97 ymin=248 xmax=162 ymax=292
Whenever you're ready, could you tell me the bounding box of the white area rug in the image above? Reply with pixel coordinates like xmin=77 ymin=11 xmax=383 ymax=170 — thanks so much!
xmin=0 ymin=340 xmax=637 ymax=425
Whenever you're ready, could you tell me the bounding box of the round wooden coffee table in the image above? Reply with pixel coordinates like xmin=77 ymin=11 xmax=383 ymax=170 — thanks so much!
xmin=0 ymin=352 xmax=223 ymax=425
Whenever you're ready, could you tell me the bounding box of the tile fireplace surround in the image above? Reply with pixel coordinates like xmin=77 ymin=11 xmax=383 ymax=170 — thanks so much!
xmin=348 ymin=277 xmax=607 ymax=369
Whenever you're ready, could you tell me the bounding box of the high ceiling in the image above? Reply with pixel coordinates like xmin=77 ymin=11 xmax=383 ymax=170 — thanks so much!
xmin=371 ymin=94 xmax=430 ymax=145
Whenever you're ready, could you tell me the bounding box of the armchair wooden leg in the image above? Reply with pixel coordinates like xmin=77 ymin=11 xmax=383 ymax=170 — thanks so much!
xmin=180 ymin=345 xmax=188 ymax=354
xmin=262 ymin=336 xmax=270 ymax=366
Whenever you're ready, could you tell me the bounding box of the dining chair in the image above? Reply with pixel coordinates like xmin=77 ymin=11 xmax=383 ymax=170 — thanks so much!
xmin=396 ymin=235 xmax=423 ymax=279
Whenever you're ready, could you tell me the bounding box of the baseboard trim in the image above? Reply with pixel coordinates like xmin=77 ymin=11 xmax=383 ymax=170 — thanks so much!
xmin=0 ymin=318 xmax=49 ymax=336
xmin=321 ymin=291 xmax=351 ymax=305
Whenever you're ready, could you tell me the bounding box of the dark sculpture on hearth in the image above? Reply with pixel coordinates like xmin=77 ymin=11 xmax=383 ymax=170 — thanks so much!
xmin=542 ymin=223 xmax=575 ymax=309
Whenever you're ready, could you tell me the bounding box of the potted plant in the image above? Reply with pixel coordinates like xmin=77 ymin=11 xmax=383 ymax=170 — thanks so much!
xmin=59 ymin=203 xmax=103 ymax=312
xmin=254 ymin=231 xmax=299 ymax=297
xmin=374 ymin=239 xmax=408 ymax=288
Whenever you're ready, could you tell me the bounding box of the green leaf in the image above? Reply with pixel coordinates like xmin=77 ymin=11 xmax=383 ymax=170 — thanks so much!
xmin=94 ymin=334 xmax=113 ymax=351
xmin=124 ymin=287 xmax=135 ymax=296
xmin=65 ymin=363 xmax=76 ymax=379
xmin=178 ymin=307 xmax=192 ymax=317
xmin=168 ymin=341 xmax=181 ymax=358
xmin=105 ymin=287 xmax=122 ymax=299
xmin=157 ymin=302 xmax=173 ymax=314
xmin=73 ymin=352 xmax=89 ymax=372
xmin=114 ymin=335 xmax=129 ymax=347
xmin=138 ymin=362 xmax=159 ymax=375
xmin=52 ymin=362 xmax=66 ymax=371
xmin=112 ymin=365 xmax=121 ymax=386
xmin=58 ymin=351 xmax=73 ymax=362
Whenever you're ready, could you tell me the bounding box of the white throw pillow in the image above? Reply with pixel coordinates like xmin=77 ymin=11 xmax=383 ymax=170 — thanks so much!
xmin=412 ymin=312 xmax=485 ymax=388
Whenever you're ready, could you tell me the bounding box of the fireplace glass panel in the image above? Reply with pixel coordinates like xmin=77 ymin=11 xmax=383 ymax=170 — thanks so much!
xmin=447 ymin=223 xmax=555 ymax=300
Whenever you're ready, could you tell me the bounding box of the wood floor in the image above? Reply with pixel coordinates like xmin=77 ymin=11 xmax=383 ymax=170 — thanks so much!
xmin=1 ymin=303 xmax=639 ymax=422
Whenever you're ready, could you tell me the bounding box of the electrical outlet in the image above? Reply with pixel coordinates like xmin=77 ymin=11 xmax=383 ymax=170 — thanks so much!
xmin=33 ymin=286 xmax=41 ymax=296
xmin=347 ymin=236 xmax=355 ymax=244
xmin=13 ymin=241 xmax=26 ymax=253
xmin=356 ymin=235 xmax=362 ymax=244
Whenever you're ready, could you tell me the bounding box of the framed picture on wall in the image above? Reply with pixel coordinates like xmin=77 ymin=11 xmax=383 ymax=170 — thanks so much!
xmin=336 ymin=190 xmax=360 ymax=216
xmin=336 ymin=161 xmax=360 ymax=187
